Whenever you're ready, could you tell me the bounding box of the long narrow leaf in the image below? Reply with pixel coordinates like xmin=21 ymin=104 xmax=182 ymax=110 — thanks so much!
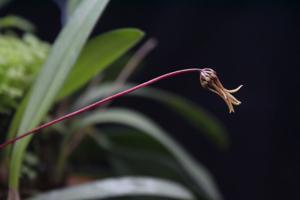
xmin=57 ymin=28 xmax=144 ymax=100
xmin=89 ymin=130 xmax=189 ymax=181
xmin=9 ymin=0 xmax=110 ymax=189
xmin=2 ymin=95 xmax=28 ymax=162
xmin=75 ymin=83 xmax=228 ymax=148
xmin=66 ymin=0 xmax=82 ymax=19
xmin=74 ymin=108 xmax=223 ymax=200
xmin=28 ymin=177 xmax=195 ymax=200
xmin=0 ymin=15 xmax=35 ymax=32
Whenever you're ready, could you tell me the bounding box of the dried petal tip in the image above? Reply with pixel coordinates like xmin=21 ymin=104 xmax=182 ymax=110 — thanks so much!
xmin=200 ymin=68 xmax=242 ymax=113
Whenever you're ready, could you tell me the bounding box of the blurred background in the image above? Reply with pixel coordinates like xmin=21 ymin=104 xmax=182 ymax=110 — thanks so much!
xmin=1 ymin=0 xmax=300 ymax=199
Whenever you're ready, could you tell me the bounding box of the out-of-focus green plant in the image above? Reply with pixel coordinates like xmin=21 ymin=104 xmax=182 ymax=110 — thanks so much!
xmin=0 ymin=33 xmax=49 ymax=113
xmin=0 ymin=1 xmax=232 ymax=200
xmin=0 ymin=15 xmax=36 ymax=32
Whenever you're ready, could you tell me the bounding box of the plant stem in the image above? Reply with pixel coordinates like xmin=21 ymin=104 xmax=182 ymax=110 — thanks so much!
xmin=0 ymin=68 xmax=202 ymax=149
xmin=115 ymin=37 xmax=157 ymax=83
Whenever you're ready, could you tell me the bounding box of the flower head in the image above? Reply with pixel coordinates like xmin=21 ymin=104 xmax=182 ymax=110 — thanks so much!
xmin=200 ymin=68 xmax=242 ymax=113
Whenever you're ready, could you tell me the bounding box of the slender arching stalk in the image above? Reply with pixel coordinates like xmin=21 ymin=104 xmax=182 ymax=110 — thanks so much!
xmin=0 ymin=68 xmax=202 ymax=149
xmin=0 ymin=67 xmax=242 ymax=149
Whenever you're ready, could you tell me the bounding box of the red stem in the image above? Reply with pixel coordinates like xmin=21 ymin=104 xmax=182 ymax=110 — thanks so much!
xmin=0 ymin=68 xmax=202 ymax=149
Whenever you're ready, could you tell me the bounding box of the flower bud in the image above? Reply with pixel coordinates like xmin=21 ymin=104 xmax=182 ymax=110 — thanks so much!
xmin=200 ymin=68 xmax=242 ymax=113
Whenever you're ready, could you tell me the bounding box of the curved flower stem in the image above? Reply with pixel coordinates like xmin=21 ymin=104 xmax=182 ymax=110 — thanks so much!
xmin=0 ymin=68 xmax=202 ymax=149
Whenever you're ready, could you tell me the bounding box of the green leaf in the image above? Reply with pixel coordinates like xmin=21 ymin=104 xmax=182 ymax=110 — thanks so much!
xmin=66 ymin=0 xmax=82 ymax=18
xmin=9 ymin=0 xmax=110 ymax=189
xmin=28 ymin=177 xmax=195 ymax=200
xmin=0 ymin=15 xmax=35 ymax=32
xmin=89 ymin=130 xmax=187 ymax=181
xmin=2 ymin=95 xmax=29 ymax=162
xmin=74 ymin=108 xmax=223 ymax=200
xmin=56 ymin=28 xmax=144 ymax=100
xmin=75 ymin=83 xmax=228 ymax=148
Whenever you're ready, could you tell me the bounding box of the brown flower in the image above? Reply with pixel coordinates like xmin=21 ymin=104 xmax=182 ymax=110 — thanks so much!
xmin=200 ymin=68 xmax=242 ymax=113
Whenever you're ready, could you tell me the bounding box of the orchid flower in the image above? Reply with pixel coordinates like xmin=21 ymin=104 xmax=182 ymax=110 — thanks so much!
xmin=200 ymin=68 xmax=242 ymax=113
xmin=0 ymin=68 xmax=242 ymax=149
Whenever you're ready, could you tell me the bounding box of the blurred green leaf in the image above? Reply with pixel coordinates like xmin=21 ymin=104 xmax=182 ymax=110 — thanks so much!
xmin=100 ymin=53 xmax=134 ymax=82
xmin=57 ymin=28 xmax=144 ymax=100
xmin=2 ymin=95 xmax=28 ymax=162
xmin=66 ymin=0 xmax=82 ymax=18
xmin=89 ymin=130 xmax=186 ymax=180
xmin=0 ymin=15 xmax=35 ymax=32
xmin=102 ymin=128 xmax=170 ymax=153
xmin=9 ymin=0 xmax=110 ymax=189
xmin=28 ymin=177 xmax=195 ymax=200
xmin=74 ymin=108 xmax=223 ymax=200
xmin=75 ymin=83 xmax=228 ymax=148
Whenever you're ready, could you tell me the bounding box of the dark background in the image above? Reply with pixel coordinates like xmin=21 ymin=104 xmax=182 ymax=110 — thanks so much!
xmin=2 ymin=0 xmax=300 ymax=200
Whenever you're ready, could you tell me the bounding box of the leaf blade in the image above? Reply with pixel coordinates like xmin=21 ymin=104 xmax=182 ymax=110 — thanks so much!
xmin=9 ymin=0 xmax=110 ymax=189
xmin=75 ymin=108 xmax=223 ymax=200
xmin=28 ymin=177 xmax=195 ymax=200
xmin=0 ymin=15 xmax=35 ymax=32
xmin=76 ymin=83 xmax=228 ymax=148
xmin=57 ymin=28 xmax=144 ymax=100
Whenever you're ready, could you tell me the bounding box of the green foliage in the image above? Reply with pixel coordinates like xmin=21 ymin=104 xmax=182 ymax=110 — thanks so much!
xmin=29 ymin=177 xmax=195 ymax=200
xmin=0 ymin=15 xmax=35 ymax=32
xmin=0 ymin=33 xmax=49 ymax=113
xmin=57 ymin=28 xmax=144 ymax=100
xmin=73 ymin=108 xmax=222 ymax=200
xmin=1 ymin=1 xmax=229 ymax=200
xmin=4 ymin=30 xmax=144 ymax=159
xmin=76 ymin=83 xmax=228 ymax=148
xmin=66 ymin=0 xmax=82 ymax=18
xmin=9 ymin=0 xmax=110 ymax=189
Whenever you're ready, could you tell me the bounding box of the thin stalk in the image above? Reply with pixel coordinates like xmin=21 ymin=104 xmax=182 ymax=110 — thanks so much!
xmin=0 ymin=68 xmax=203 ymax=149
xmin=115 ymin=37 xmax=157 ymax=83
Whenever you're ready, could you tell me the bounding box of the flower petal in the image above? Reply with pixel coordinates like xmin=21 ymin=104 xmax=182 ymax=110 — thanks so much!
xmin=225 ymin=85 xmax=243 ymax=93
